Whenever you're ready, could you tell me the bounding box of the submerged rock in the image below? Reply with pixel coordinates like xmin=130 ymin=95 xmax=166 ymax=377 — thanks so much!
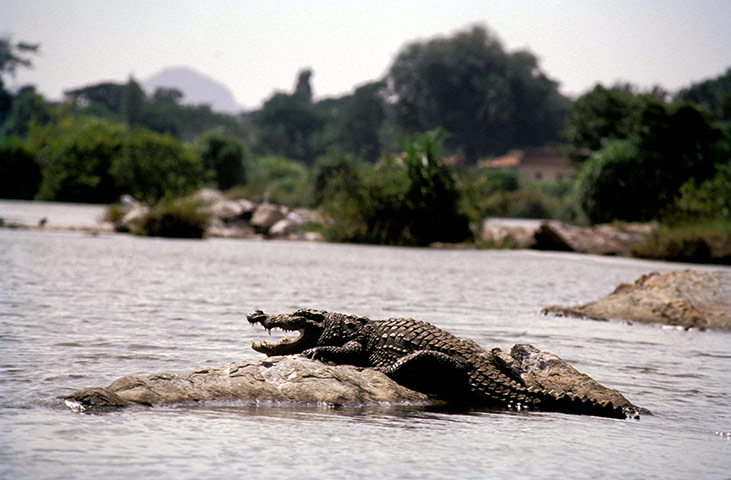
xmin=543 ymin=269 xmax=731 ymax=330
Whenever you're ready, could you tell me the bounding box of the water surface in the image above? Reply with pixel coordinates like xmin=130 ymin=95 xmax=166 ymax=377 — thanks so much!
xmin=1 ymin=201 xmax=729 ymax=479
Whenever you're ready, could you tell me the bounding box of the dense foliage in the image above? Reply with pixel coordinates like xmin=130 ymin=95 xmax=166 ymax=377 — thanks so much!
xmin=1 ymin=30 xmax=729 ymax=254
xmin=322 ymin=132 xmax=469 ymax=246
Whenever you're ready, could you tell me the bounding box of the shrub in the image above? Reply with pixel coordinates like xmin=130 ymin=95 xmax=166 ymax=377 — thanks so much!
xmin=0 ymin=136 xmax=40 ymax=199
xmin=133 ymin=198 xmax=211 ymax=239
xmin=198 ymin=129 xmax=247 ymax=191
xmin=323 ymin=132 xmax=470 ymax=246
xmin=631 ymin=219 xmax=731 ymax=264
xmin=229 ymin=155 xmax=310 ymax=206
xmin=36 ymin=119 xmax=125 ymax=202
xmin=111 ymin=128 xmax=203 ymax=204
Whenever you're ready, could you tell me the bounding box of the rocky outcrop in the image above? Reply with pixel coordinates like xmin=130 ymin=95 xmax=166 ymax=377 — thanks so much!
xmin=543 ymin=269 xmax=731 ymax=330
xmin=65 ymin=344 xmax=640 ymax=416
xmin=110 ymin=189 xmax=323 ymax=241
xmin=533 ymin=221 xmax=655 ymax=256
xmin=65 ymin=356 xmax=429 ymax=411
xmin=493 ymin=344 xmax=636 ymax=412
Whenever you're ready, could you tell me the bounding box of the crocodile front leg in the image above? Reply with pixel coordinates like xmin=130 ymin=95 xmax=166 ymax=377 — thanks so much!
xmin=302 ymin=340 xmax=365 ymax=365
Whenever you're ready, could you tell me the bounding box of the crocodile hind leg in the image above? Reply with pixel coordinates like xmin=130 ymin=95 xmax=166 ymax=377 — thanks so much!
xmin=374 ymin=350 xmax=472 ymax=401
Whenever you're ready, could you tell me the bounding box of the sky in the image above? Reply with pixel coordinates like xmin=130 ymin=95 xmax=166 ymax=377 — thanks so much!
xmin=2 ymin=0 xmax=730 ymax=110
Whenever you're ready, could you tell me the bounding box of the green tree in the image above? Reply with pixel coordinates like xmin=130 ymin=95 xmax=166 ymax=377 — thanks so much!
xmin=110 ymin=128 xmax=203 ymax=204
xmin=563 ymin=83 xmax=642 ymax=152
xmin=568 ymin=102 xmax=721 ymax=224
xmin=65 ymin=82 xmax=126 ymax=119
xmin=1 ymin=36 xmax=40 ymax=131
xmin=319 ymin=81 xmax=387 ymax=163
xmin=121 ymin=76 xmax=146 ymax=127
xmin=3 ymin=85 xmax=52 ymax=136
xmin=199 ymin=128 xmax=247 ymax=190
xmin=252 ymin=84 xmax=325 ymax=164
xmin=675 ymin=67 xmax=731 ymax=122
xmin=387 ymin=25 xmax=568 ymax=162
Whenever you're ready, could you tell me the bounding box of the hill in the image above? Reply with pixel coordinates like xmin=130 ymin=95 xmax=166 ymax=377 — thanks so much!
xmin=143 ymin=66 xmax=243 ymax=114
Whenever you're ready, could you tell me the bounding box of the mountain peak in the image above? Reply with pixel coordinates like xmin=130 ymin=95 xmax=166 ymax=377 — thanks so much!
xmin=143 ymin=66 xmax=243 ymax=114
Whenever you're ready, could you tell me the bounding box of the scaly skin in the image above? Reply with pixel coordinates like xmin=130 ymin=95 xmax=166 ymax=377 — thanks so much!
xmin=247 ymin=309 xmax=631 ymax=419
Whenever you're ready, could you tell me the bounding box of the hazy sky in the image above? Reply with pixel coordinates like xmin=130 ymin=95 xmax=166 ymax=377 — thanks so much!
xmin=2 ymin=0 xmax=730 ymax=109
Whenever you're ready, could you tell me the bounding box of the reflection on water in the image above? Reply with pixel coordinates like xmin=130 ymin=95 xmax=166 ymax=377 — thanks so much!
xmin=1 ymin=202 xmax=730 ymax=479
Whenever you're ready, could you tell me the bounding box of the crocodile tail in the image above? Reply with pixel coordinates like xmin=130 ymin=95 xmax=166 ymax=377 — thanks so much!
xmin=542 ymin=391 xmax=629 ymax=419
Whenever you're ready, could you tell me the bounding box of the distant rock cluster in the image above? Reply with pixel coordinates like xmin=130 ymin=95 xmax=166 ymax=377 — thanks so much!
xmin=115 ymin=189 xmax=324 ymax=241
xmin=480 ymin=218 xmax=656 ymax=256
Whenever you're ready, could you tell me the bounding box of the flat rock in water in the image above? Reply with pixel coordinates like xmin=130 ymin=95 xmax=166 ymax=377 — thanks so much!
xmin=65 ymin=356 xmax=430 ymax=410
xmin=543 ymin=269 xmax=731 ymax=330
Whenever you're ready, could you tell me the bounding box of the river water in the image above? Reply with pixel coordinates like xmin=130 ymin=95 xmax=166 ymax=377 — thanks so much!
xmin=1 ymin=200 xmax=730 ymax=479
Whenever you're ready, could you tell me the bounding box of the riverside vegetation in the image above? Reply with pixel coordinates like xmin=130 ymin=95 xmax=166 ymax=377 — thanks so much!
xmin=1 ymin=27 xmax=729 ymax=262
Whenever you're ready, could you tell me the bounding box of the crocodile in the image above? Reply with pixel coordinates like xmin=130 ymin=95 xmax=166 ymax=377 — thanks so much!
xmin=247 ymin=309 xmax=637 ymax=419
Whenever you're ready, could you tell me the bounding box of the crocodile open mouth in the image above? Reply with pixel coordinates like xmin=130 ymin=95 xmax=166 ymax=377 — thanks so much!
xmin=247 ymin=309 xmax=324 ymax=356
xmin=251 ymin=327 xmax=307 ymax=355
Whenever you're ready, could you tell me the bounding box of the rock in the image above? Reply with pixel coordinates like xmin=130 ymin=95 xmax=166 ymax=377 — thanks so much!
xmin=206 ymin=218 xmax=257 ymax=239
xmin=533 ymin=220 xmax=653 ymax=256
xmin=250 ymin=204 xmax=286 ymax=234
xmin=269 ymin=219 xmax=298 ymax=237
xmin=114 ymin=203 xmax=149 ymax=233
xmin=480 ymin=218 xmax=541 ymax=248
xmin=492 ymin=344 xmax=637 ymax=412
xmin=542 ymin=269 xmax=731 ymax=330
xmin=192 ymin=188 xmax=226 ymax=205
xmin=65 ymin=356 xmax=431 ymax=410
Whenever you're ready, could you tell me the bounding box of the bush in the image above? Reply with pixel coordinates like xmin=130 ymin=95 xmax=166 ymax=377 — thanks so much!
xmin=567 ymin=139 xmax=640 ymax=224
xmin=482 ymin=189 xmax=559 ymax=219
xmin=111 ymin=128 xmax=203 ymax=204
xmin=631 ymin=219 xmax=731 ymax=264
xmin=134 ymin=198 xmax=211 ymax=238
xmin=323 ymin=132 xmax=470 ymax=246
xmin=458 ymin=168 xmax=519 ymax=223
xmin=198 ymin=129 xmax=247 ymax=191
xmin=0 ymin=136 xmax=40 ymax=199
xmin=36 ymin=119 xmax=125 ymax=202
xmin=229 ymin=155 xmax=310 ymax=206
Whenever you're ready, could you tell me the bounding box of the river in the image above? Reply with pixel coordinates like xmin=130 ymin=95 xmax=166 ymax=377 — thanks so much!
xmin=1 ymin=200 xmax=729 ymax=479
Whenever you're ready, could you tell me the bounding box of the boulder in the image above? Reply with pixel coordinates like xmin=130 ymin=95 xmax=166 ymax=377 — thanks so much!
xmin=269 ymin=219 xmax=298 ymax=237
xmin=543 ymin=269 xmax=731 ymax=330
xmin=250 ymin=204 xmax=286 ymax=233
xmin=480 ymin=218 xmax=541 ymax=248
xmin=532 ymin=221 xmax=653 ymax=256
xmin=114 ymin=203 xmax=149 ymax=233
xmin=493 ymin=344 xmax=636 ymax=412
xmin=206 ymin=218 xmax=257 ymax=239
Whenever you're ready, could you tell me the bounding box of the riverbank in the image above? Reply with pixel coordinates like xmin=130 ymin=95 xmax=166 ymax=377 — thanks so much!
xmin=2 ymin=197 xmax=729 ymax=264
